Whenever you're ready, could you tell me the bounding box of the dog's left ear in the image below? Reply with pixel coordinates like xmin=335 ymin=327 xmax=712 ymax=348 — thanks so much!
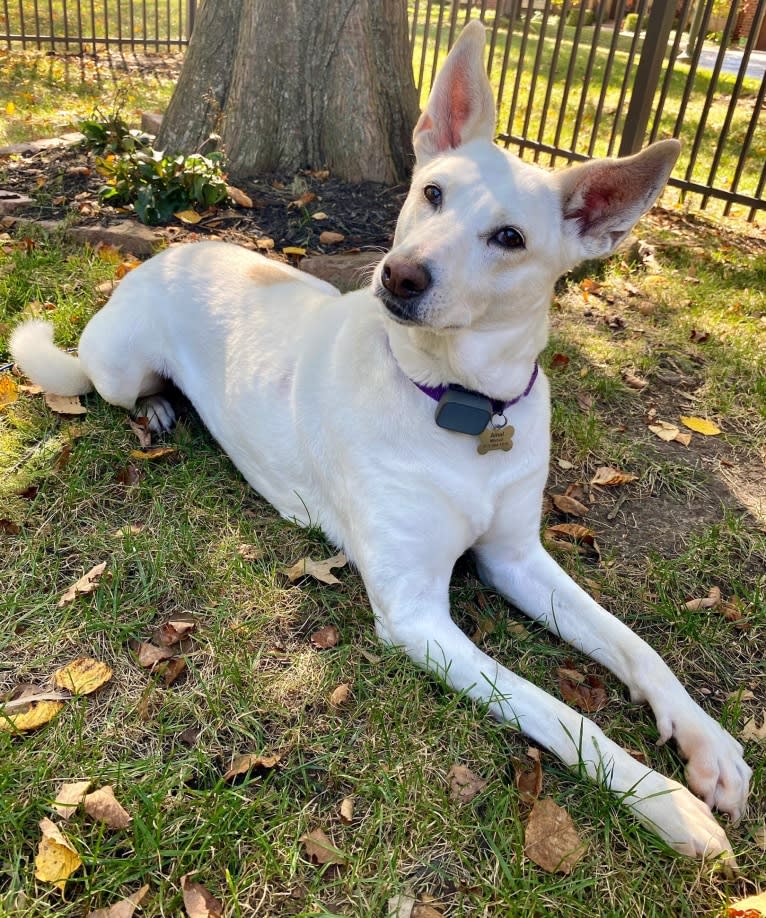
xmin=557 ymin=139 xmax=681 ymax=261
xmin=412 ymin=20 xmax=497 ymax=164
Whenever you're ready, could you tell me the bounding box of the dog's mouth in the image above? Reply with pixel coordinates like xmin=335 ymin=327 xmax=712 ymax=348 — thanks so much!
xmin=374 ymin=285 xmax=424 ymax=326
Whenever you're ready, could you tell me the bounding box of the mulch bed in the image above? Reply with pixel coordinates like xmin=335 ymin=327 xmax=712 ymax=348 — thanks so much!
xmin=0 ymin=140 xmax=406 ymax=255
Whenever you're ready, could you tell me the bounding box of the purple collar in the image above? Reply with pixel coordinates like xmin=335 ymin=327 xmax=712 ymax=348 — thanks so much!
xmin=413 ymin=361 xmax=539 ymax=415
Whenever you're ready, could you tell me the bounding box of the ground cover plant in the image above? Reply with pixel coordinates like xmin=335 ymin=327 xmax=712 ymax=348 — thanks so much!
xmin=1 ymin=38 xmax=765 ymax=918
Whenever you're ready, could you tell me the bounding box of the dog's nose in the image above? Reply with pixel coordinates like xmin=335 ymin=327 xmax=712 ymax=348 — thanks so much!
xmin=381 ymin=256 xmax=431 ymax=300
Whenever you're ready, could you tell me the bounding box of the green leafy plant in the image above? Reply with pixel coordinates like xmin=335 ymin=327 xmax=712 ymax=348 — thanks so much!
xmin=78 ymin=98 xmax=152 ymax=155
xmin=97 ymin=149 xmax=229 ymax=225
xmin=623 ymin=12 xmax=647 ymax=32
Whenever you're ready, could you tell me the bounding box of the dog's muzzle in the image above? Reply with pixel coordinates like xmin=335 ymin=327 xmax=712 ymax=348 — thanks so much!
xmin=377 ymin=255 xmax=432 ymax=324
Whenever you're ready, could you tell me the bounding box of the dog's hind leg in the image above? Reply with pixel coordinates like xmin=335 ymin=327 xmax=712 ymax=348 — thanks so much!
xmin=364 ymin=556 xmax=734 ymax=862
xmin=473 ymin=536 xmax=752 ymax=824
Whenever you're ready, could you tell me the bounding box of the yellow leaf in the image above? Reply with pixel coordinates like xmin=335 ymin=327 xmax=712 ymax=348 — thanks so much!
xmin=282 ymin=246 xmax=306 ymax=256
xmin=0 ymin=699 xmax=64 ymax=732
xmin=727 ymin=892 xmax=766 ymax=916
xmin=34 ymin=818 xmax=82 ymax=891
xmin=53 ymin=657 xmax=113 ymax=695
xmin=0 ymin=374 xmax=19 ymax=410
xmin=679 ymin=415 xmax=721 ymax=436
xmin=174 ymin=209 xmax=202 ymax=225
xmin=129 ymin=446 xmax=177 ymax=460
xmin=6 ymin=101 xmax=16 ymax=115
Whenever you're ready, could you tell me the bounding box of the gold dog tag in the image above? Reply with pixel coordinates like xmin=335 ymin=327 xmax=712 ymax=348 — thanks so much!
xmin=477 ymin=424 xmax=514 ymax=455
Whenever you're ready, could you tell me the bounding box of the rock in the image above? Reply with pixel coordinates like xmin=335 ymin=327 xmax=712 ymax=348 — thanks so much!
xmin=140 ymin=111 xmax=163 ymax=135
xmin=67 ymin=221 xmax=159 ymax=257
xmin=301 ymin=251 xmax=381 ymax=293
xmin=0 ymin=133 xmax=83 ymax=156
xmin=0 ymin=191 xmax=33 ymax=215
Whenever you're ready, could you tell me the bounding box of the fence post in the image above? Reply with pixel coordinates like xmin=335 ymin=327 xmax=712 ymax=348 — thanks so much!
xmin=619 ymin=1 xmax=677 ymax=156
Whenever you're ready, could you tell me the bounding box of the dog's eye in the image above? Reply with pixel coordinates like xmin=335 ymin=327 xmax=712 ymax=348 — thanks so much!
xmin=490 ymin=226 xmax=525 ymax=250
xmin=423 ymin=184 xmax=442 ymax=207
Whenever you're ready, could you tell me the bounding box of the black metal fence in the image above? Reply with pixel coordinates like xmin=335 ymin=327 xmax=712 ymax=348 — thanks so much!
xmin=1 ymin=0 xmax=764 ymax=219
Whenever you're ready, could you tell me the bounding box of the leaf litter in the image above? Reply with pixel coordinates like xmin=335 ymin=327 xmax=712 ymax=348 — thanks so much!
xmin=181 ymin=875 xmax=223 ymax=918
xmin=284 ymin=551 xmax=347 ymax=585
xmin=524 ymin=797 xmax=586 ymax=874
xmin=34 ymin=817 xmax=82 ymax=891
xmin=447 ymin=764 xmax=487 ymax=804
xmin=58 ymin=561 xmax=107 ymax=607
xmin=86 ymin=885 xmax=149 ymax=918
xmin=299 ymin=827 xmax=347 ymax=866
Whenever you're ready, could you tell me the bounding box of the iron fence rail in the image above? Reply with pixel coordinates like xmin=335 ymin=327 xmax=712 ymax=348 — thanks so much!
xmin=1 ymin=0 xmax=764 ymax=218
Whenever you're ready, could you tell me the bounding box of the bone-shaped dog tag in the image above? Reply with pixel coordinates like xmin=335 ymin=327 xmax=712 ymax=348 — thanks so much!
xmin=477 ymin=424 xmax=514 ymax=455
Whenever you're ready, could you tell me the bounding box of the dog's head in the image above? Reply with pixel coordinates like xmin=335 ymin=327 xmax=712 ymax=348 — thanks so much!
xmin=374 ymin=21 xmax=680 ymax=333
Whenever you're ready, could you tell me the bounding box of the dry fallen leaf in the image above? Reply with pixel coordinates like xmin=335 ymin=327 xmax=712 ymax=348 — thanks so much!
xmin=388 ymin=893 xmax=417 ymax=918
xmin=284 ymin=551 xmax=347 ymax=585
xmin=339 ymin=797 xmax=354 ymax=824
xmin=740 ymin=713 xmax=766 ymax=745
xmin=45 ymin=393 xmax=87 ymax=415
xmin=590 ymin=465 xmax=638 ymax=487
xmin=413 ymin=905 xmax=445 ymax=918
xmin=223 ymin=753 xmax=281 ymax=782
xmin=0 ymin=374 xmax=19 ymax=409
xmin=174 ymin=209 xmax=202 ymax=225
xmin=128 ymin=416 xmax=152 ymax=448
xmin=129 ymin=446 xmax=178 ymax=461
xmin=181 ymin=875 xmax=223 ymax=918
xmin=621 ymin=368 xmax=648 ymax=389
xmin=319 ymin=230 xmax=345 ymax=244
xmin=684 ymin=586 xmax=722 ymax=611
xmin=550 ymin=352 xmax=570 ymax=370
xmin=53 ymin=657 xmax=113 ymax=695
xmin=131 ymin=641 xmax=175 ymax=667
xmin=329 ymin=683 xmax=352 ymax=707
xmin=753 ymin=823 xmax=766 ymax=852
xmin=289 ymin=191 xmax=317 ymax=209
xmin=52 ymin=780 xmax=92 ymax=819
xmin=113 ymin=524 xmax=144 ymax=538
xmin=227 ymin=185 xmax=253 ymax=208
xmin=283 ymin=246 xmax=307 ymax=257
xmin=648 ymin=420 xmax=691 ymax=446
xmin=447 ymin=764 xmax=487 ymax=804
xmin=160 ymin=656 xmax=187 ymax=686
xmin=0 ymin=698 xmax=64 ymax=732
xmin=680 ymin=415 xmax=721 ymax=436
xmin=544 ymin=523 xmax=600 ymax=560
xmin=551 ymin=493 xmax=588 ymax=517
xmin=35 ymin=817 xmax=82 ymax=891
xmin=524 ymin=797 xmax=586 ymax=874
xmin=154 ymin=615 xmax=196 ymax=646
xmin=299 ymin=827 xmax=347 ymax=866
xmin=83 ymin=785 xmax=132 ymax=829
xmin=86 ymin=884 xmax=149 ymax=918
xmin=237 ymin=543 xmax=263 ymax=561
xmin=58 ymin=561 xmax=107 ymax=607
xmin=557 ymin=667 xmax=608 ymax=713
xmin=310 ymin=624 xmax=341 ymax=649
xmin=728 ymin=892 xmax=766 ymax=917
xmin=255 ymin=236 xmax=275 ymax=250
xmin=515 ymin=747 xmax=543 ymax=803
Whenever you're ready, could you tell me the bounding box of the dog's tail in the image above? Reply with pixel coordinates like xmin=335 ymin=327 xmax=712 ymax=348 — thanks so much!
xmin=9 ymin=320 xmax=93 ymax=395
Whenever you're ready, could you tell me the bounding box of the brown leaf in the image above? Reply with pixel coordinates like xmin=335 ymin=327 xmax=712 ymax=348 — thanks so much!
xmin=58 ymin=561 xmax=107 ymax=607
xmin=83 ymin=785 xmax=132 ymax=829
xmin=255 ymin=236 xmax=275 ymax=250
xmin=181 ymin=875 xmax=223 ymax=918
xmin=580 ymin=277 xmax=602 ymax=302
xmin=223 ymin=752 xmax=281 ymax=782
xmin=289 ymin=191 xmax=317 ymax=209
xmin=551 ymin=493 xmax=588 ymax=517
xmin=590 ymin=465 xmax=638 ymax=487
xmin=339 ymin=797 xmax=354 ymax=824
xmin=329 ymin=683 xmax=352 ymax=707
xmin=284 ymin=551 xmax=347 ymax=585
xmin=52 ymin=780 xmax=92 ymax=819
xmin=86 ymin=884 xmax=149 ymax=918
xmin=740 ymin=712 xmax=766 ymax=745
xmin=130 ymin=445 xmax=178 ymax=461
xmin=128 ymin=416 xmax=152 ymax=448
xmin=515 ymin=747 xmax=543 ymax=803
xmin=718 ymin=598 xmax=751 ymax=630
xmin=45 ymin=393 xmax=87 ymax=415
xmin=237 ymin=543 xmax=263 ymax=561
xmin=621 ymin=368 xmax=648 ymax=389
xmin=689 ymin=328 xmax=710 ymax=344
xmin=113 ymin=524 xmax=144 ymax=537
xmin=0 ymin=518 xmax=21 ymax=534
xmin=131 ymin=641 xmax=175 ymax=667
xmin=447 ymin=764 xmax=487 ymax=804
xmin=319 ymin=230 xmax=345 ymax=245
xmin=116 ymin=462 xmax=140 ymax=486
xmin=54 ymin=443 xmax=72 ymax=470
xmin=160 ymin=656 xmax=187 ymax=686
xmin=753 ymin=823 xmax=766 ymax=852
xmin=227 ymin=185 xmax=253 ymax=208
xmin=558 ymin=668 xmax=608 ymax=713
xmin=310 ymin=624 xmax=341 ymax=649
xmin=154 ymin=615 xmax=196 ymax=646
xmin=35 ymin=817 xmax=82 ymax=891
xmin=524 ymin=797 xmax=586 ymax=873
xmin=544 ymin=523 xmax=599 ymax=559
xmin=575 ymin=392 xmax=594 ymax=412
xmin=684 ymin=586 xmax=722 ymax=611
xmin=53 ymin=657 xmax=112 ymax=695
xmin=299 ymin=827 xmax=347 ymax=866
xmin=114 ymin=258 xmax=141 ymax=280
xmin=550 ymin=352 xmax=570 ymax=370
xmin=413 ymin=905 xmax=445 ymax=918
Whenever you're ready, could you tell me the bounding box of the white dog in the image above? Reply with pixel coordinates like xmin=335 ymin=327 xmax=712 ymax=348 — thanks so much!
xmin=11 ymin=22 xmax=749 ymax=861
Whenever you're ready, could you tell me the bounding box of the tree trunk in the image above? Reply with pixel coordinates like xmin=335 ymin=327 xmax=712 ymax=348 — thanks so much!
xmin=156 ymin=0 xmax=243 ymax=154
xmin=158 ymin=0 xmax=420 ymax=185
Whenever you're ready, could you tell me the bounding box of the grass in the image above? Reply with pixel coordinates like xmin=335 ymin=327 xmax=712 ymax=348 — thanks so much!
xmin=0 ymin=208 xmax=764 ymax=917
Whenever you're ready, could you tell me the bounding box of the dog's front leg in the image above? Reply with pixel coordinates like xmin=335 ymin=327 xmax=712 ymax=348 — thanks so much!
xmin=366 ymin=565 xmax=734 ymax=860
xmin=473 ymin=537 xmax=751 ymax=824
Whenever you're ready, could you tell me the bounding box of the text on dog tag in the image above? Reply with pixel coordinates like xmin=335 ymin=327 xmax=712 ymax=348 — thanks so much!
xmin=477 ymin=424 xmax=514 ymax=455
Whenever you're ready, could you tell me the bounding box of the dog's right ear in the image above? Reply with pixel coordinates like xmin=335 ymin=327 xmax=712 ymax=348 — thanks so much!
xmin=412 ymin=21 xmax=497 ymax=164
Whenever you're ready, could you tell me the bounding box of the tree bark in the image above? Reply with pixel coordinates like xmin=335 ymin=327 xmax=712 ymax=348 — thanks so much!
xmin=158 ymin=0 xmax=419 ymax=184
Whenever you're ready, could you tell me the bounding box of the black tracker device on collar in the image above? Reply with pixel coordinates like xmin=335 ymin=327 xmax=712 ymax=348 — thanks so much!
xmin=434 ymin=387 xmax=494 ymax=436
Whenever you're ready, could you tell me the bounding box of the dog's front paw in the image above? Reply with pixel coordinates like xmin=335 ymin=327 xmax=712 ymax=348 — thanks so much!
xmin=133 ymin=396 xmax=176 ymax=435
xmin=655 ymin=702 xmax=751 ymax=821
xmin=629 ymin=774 xmax=736 ymax=864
